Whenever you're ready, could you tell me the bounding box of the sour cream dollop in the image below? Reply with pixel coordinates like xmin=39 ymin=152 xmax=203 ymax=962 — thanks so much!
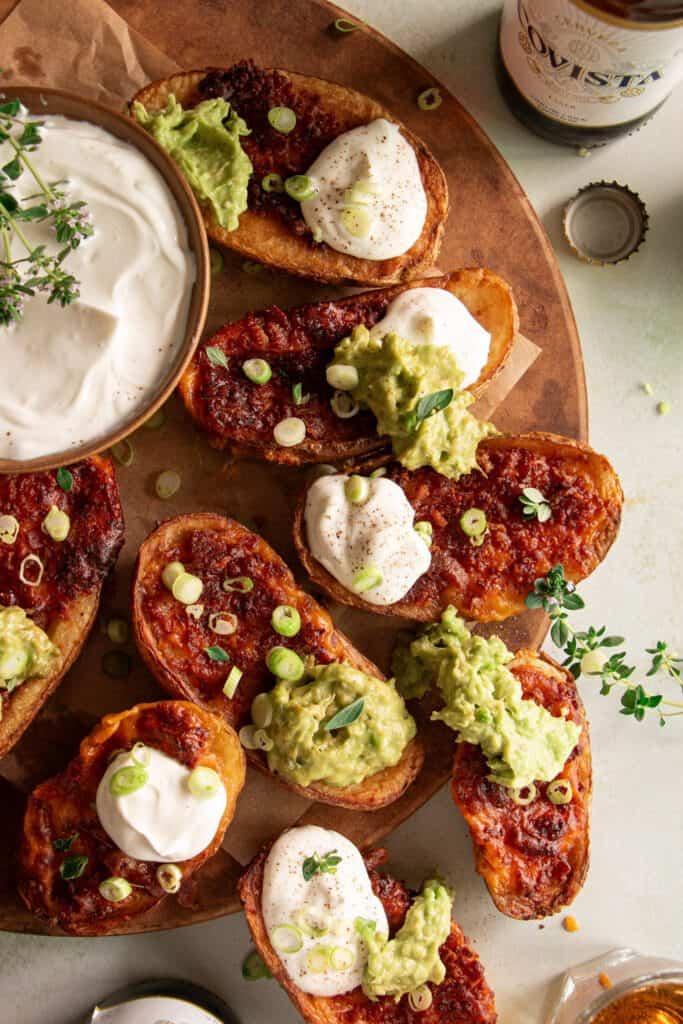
xmin=263 ymin=825 xmax=388 ymax=996
xmin=370 ymin=287 xmax=491 ymax=388
xmin=0 ymin=114 xmax=195 ymax=461
xmin=300 ymin=118 xmax=427 ymax=260
xmin=96 ymin=747 xmax=226 ymax=862
xmin=305 ymin=473 xmax=431 ymax=606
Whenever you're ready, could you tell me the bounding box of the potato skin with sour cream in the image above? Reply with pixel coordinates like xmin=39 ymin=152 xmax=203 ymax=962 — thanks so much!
xmin=294 ymin=433 xmax=623 ymax=622
xmin=17 ymin=700 xmax=245 ymax=936
xmin=0 ymin=455 xmax=124 ymax=758
xmin=452 ymin=649 xmax=591 ymax=920
xmin=240 ymin=843 xmax=497 ymax=1024
xmin=131 ymin=61 xmax=448 ymax=285
xmin=179 ymin=268 xmax=517 ymax=464
xmin=131 ymin=513 xmax=423 ymax=810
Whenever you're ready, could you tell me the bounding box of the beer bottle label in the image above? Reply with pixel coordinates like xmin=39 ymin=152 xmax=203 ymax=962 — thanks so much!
xmin=500 ymin=0 xmax=683 ymax=127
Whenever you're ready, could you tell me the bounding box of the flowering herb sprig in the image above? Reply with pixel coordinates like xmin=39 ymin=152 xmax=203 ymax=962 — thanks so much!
xmin=0 ymin=98 xmax=93 ymax=327
xmin=526 ymin=565 xmax=683 ymax=725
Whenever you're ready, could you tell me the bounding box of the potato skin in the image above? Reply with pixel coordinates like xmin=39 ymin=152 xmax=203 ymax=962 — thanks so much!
xmin=131 ymin=513 xmax=423 ymax=810
xmin=131 ymin=63 xmax=448 ymax=286
xmin=239 ymin=842 xmax=498 ymax=1024
xmin=451 ymin=650 xmax=591 ymax=920
xmin=0 ymin=456 xmax=124 ymax=757
xmin=17 ymin=700 xmax=245 ymax=936
xmin=294 ymin=432 xmax=623 ymax=622
xmin=179 ymin=268 xmax=517 ymax=464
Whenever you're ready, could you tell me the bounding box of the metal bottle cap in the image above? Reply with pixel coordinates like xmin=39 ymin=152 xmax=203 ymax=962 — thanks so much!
xmin=562 ymin=181 xmax=648 ymax=265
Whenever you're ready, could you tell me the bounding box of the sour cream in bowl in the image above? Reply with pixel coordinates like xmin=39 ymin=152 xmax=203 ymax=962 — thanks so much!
xmin=0 ymin=87 xmax=209 ymax=471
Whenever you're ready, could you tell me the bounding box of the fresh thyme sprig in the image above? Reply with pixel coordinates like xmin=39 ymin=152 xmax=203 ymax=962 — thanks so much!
xmin=526 ymin=565 xmax=683 ymax=726
xmin=0 ymin=98 xmax=93 ymax=326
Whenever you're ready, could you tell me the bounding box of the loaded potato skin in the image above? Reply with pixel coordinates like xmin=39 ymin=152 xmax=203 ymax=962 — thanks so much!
xmin=294 ymin=433 xmax=623 ymax=622
xmin=131 ymin=514 xmax=423 ymax=810
xmin=239 ymin=844 xmax=498 ymax=1024
xmin=17 ymin=700 xmax=245 ymax=936
xmin=452 ymin=650 xmax=591 ymax=920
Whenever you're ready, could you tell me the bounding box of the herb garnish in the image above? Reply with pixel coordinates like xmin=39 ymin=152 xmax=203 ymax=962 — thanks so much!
xmin=204 ymin=645 xmax=230 ymax=662
xmin=205 ymin=345 xmax=229 ymax=369
xmin=52 ymin=832 xmax=78 ymax=852
xmin=0 ymin=99 xmax=93 ymax=326
xmin=56 ymin=466 xmax=73 ymax=492
xmin=302 ymin=849 xmax=342 ymax=881
xmin=519 ymin=487 xmax=552 ymax=523
xmin=324 ymin=696 xmax=365 ymax=732
xmin=527 ymin=565 xmax=683 ymax=725
xmin=403 ymin=388 xmax=453 ymax=433
xmin=59 ymin=854 xmax=88 ymax=880
xmin=292 ymin=382 xmax=309 ymax=406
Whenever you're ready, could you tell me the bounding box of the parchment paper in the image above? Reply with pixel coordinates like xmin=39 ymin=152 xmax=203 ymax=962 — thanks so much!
xmin=0 ymin=0 xmax=540 ymax=868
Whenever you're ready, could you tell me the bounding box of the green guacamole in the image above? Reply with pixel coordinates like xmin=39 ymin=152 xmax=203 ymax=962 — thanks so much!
xmin=329 ymin=326 xmax=498 ymax=480
xmin=262 ymin=662 xmax=416 ymax=789
xmin=392 ymin=607 xmax=580 ymax=789
xmin=0 ymin=606 xmax=57 ymax=702
xmin=357 ymin=877 xmax=452 ymax=1000
xmin=133 ymin=95 xmax=252 ymax=231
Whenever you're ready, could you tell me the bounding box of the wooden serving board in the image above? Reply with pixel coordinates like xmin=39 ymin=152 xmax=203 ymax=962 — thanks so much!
xmin=0 ymin=0 xmax=586 ymax=935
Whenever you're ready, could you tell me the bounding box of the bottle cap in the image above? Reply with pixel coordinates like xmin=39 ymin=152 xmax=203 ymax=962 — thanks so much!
xmin=562 ymin=181 xmax=648 ymax=265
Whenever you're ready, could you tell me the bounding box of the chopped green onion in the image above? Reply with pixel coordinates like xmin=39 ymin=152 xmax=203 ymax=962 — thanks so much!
xmin=341 ymin=206 xmax=372 ymax=238
xmin=143 ymin=407 xmax=166 ymax=430
xmin=409 ymin=985 xmax=433 ymax=1012
xmin=657 ymin=400 xmax=671 ymax=416
xmin=284 ymin=175 xmax=317 ymax=202
xmin=292 ymin=382 xmax=309 ymax=405
xmin=272 ymin=924 xmax=304 ymax=953
xmin=111 ymin=439 xmax=134 ymax=467
xmin=417 ymin=87 xmax=442 ymax=111
xmin=156 ymin=863 xmax=182 ymax=894
xmin=19 ymin=554 xmax=44 ymax=587
xmin=155 ymin=469 xmax=181 ymax=500
xmin=268 ymin=106 xmax=297 ymax=134
xmin=0 ymin=514 xmax=19 ymax=545
xmin=509 ymin=783 xmax=537 ymax=806
xmin=460 ymin=508 xmax=487 ymax=537
xmin=209 ymin=611 xmax=237 ymax=636
xmin=274 ymin=416 xmax=306 ymax=447
xmin=223 ymin=665 xmax=243 ymax=699
xmin=131 ymin=742 xmax=150 ymax=766
xmin=59 ymin=855 xmax=88 ymax=881
xmin=187 ymin=765 xmax=222 ymax=798
xmin=106 ymin=618 xmax=129 ymax=645
xmin=261 ymin=172 xmax=284 ymax=193
xmin=330 ymin=946 xmax=355 ymax=971
xmin=102 ymin=650 xmax=132 ymax=678
xmin=223 ymin=575 xmax=253 ymax=594
xmin=209 ymin=248 xmax=224 ymax=276
xmin=41 ymin=504 xmax=70 ymax=542
xmin=243 ymin=358 xmax=272 ymax=385
xmin=239 ymin=724 xmax=259 ymax=750
xmin=109 ymin=763 xmax=148 ymax=796
xmin=414 ymin=520 xmax=433 ymax=547
xmin=254 ymin=728 xmax=274 ymax=752
xmin=251 ymin=693 xmax=273 ymax=730
xmin=172 ymin=572 xmax=203 ymax=605
xmin=352 ymin=565 xmax=383 ymax=594
xmin=344 ymin=178 xmax=381 ymax=205
xmin=186 ymin=603 xmax=204 ymax=621
xmin=162 ymin=562 xmax=186 ymax=592
xmin=642 ymin=381 xmax=653 ymax=396
xmin=242 ymin=950 xmax=271 ymax=981
xmin=206 ymin=345 xmax=229 ymax=369
xmin=330 ymin=391 xmax=359 ymax=419
xmin=271 ymin=604 xmax=301 ymax=637
xmin=370 ymin=467 xmax=386 ymax=479
xmin=99 ymin=877 xmax=132 ymax=902
xmin=293 ymin=907 xmax=329 ymax=938
xmin=205 ymin=645 xmax=229 ymax=662
xmin=266 ymin=646 xmax=305 ymax=681
xmin=242 ymin=260 xmax=263 ymax=275
xmin=56 ymin=467 xmax=74 ymax=492
xmin=333 ymin=17 xmax=359 ymax=32
xmin=547 ymin=778 xmax=573 ymax=805
xmin=306 ymin=946 xmax=331 ymax=973
xmin=345 ymin=475 xmax=369 ymax=505
xmin=326 ymin=364 xmax=359 ymax=391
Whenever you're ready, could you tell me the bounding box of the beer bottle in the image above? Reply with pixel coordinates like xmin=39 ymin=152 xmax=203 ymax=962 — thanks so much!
xmin=498 ymin=1 xmax=683 ymax=146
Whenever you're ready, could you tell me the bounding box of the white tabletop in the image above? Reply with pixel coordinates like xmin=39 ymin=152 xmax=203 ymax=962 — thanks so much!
xmin=1 ymin=2 xmax=682 ymax=1022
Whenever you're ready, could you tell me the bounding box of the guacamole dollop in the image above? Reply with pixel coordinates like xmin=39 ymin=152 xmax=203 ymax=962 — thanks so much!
xmin=262 ymin=662 xmax=416 ymax=789
xmin=357 ymin=877 xmax=452 ymax=1000
xmin=0 ymin=606 xmax=57 ymax=702
xmin=133 ymin=95 xmax=252 ymax=231
xmin=392 ymin=607 xmax=580 ymax=789
xmin=329 ymin=326 xmax=498 ymax=480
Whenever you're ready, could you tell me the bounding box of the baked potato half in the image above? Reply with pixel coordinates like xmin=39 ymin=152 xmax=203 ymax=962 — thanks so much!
xmin=131 ymin=514 xmax=423 ymax=810
xmin=239 ymin=842 xmax=497 ymax=1024
xmin=131 ymin=60 xmax=448 ymax=285
xmin=0 ymin=456 xmax=124 ymax=758
xmin=179 ymin=268 xmax=518 ymax=465
xmin=294 ymin=432 xmax=623 ymax=622
xmin=452 ymin=650 xmax=591 ymax=919
xmin=17 ymin=700 xmax=245 ymax=935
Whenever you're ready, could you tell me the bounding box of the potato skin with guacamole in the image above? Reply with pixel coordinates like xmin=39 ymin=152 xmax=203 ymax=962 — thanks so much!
xmin=18 ymin=700 xmax=245 ymax=936
xmin=295 ymin=432 xmax=623 ymax=622
xmin=131 ymin=513 xmax=423 ymax=810
xmin=240 ymin=843 xmax=497 ymax=1024
xmin=451 ymin=650 xmax=591 ymax=920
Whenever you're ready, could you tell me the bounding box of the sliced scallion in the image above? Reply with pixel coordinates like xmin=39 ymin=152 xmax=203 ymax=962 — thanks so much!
xmin=155 ymin=469 xmax=181 ymax=500
xmin=188 ymin=765 xmax=221 ymax=798
xmin=266 ymin=646 xmax=305 ymax=681
xmin=352 ymin=565 xmax=383 ymax=594
xmin=306 ymin=946 xmax=331 ymax=973
xmin=162 ymin=561 xmax=185 ymax=590
xmin=156 ymin=863 xmax=182 ymax=894
xmin=242 ymin=950 xmax=271 ymax=981
xmin=268 ymin=106 xmax=296 ymax=134
xmin=271 ymin=923 xmax=303 ymax=953
xmin=171 ymin=572 xmax=203 ymax=605
xmin=370 ymin=467 xmax=386 ymax=479
xmin=243 ymin=358 xmax=272 ymax=385
xmin=0 ymin=514 xmax=19 ymax=545
xmin=459 ymin=508 xmax=487 ymax=538
xmin=326 ymin=364 xmax=359 ymax=391
xmin=186 ymin=603 xmax=204 ymax=621
xmin=509 ymin=783 xmax=537 ymax=806
xmin=254 ymin=728 xmax=274 ymax=752
xmin=417 ymin=87 xmax=442 ymax=111
xmin=239 ymin=724 xmax=259 ymax=750
xmin=209 ymin=611 xmax=238 ymax=636
xmin=19 ymin=554 xmax=44 ymax=587
xmin=223 ymin=575 xmax=253 ymax=594
xmin=111 ymin=439 xmax=134 ymax=467
xmin=333 ymin=17 xmax=359 ymax=32
xmin=345 ymin=475 xmax=369 ymax=505
xmin=547 ymin=778 xmax=573 ymax=805
xmin=106 ymin=618 xmax=129 ymax=645
xmin=271 ymin=604 xmax=301 ymax=637
xmin=409 ymin=985 xmax=433 ymax=1012
xmin=41 ymin=505 xmax=70 ymax=542
xmin=341 ymin=206 xmax=372 ymax=238
xmin=131 ymin=742 xmax=151 ymax=766
xmin=330 ymin=946 xmax=355 ymax=971
xmin=143 ymin=407 xmax=166 ymax=430
xmin=99 ymin=877 xmax=132 ymax=902
xmin=274 ymin=416 xmax=306 ymax=447
xmin=414 ymin=520 xmax=433 ymax=547
xmin=330 ymin=391 xmax=359 ymax=419
xmin=251 ymin=692 xmax=273 ymax=730
xmin=223 ymin=665 xmax=243 ymax=699
xmin=292 ymin=382 xmax=309 ymax=405
xmin=209 ymin=248 xmax=224 ymax=276
xmin=284 ymin=175 xmax=317 ymax=202
xmin=109 ymin=763 xmax=148 ymax=797
xmin=102 ymin=650 xmax=132 ymax=678
xmin=261 ymin=172 xmax=284 ymax=193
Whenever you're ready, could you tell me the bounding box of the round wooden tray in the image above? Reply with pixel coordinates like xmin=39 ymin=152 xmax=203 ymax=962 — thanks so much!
xmin=0 ymin=0 xmax=586 ymax=935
